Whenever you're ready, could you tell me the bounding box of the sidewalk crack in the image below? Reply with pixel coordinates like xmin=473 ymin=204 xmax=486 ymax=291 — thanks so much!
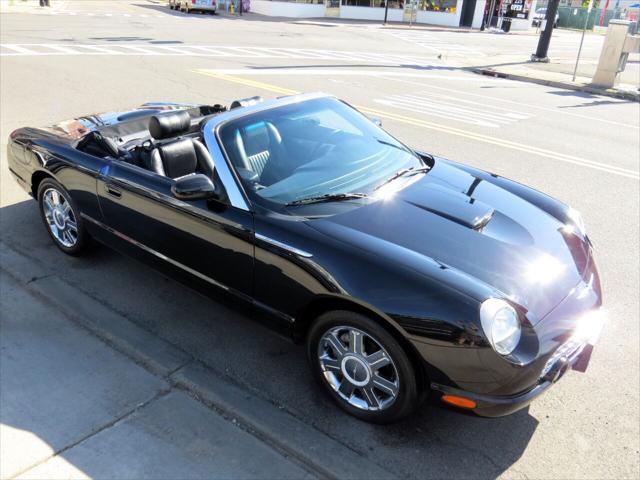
xmin=9 ymin=388 xmax=171 ymax=479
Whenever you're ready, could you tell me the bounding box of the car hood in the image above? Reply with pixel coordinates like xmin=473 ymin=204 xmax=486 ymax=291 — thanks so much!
xmin=307 ymin=159 xmax=590 ymax=323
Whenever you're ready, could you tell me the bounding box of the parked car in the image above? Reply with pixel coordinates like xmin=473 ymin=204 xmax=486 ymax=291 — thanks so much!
xmin=6 ymin=93 xmax=604 ymax=424
xmin=169 ymin=0 xmax=217 ymax=14
xmin=532 ymin=7 xmax=559 ymax=28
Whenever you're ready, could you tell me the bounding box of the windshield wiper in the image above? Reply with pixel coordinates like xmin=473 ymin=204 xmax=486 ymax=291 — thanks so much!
xmin=286 ymin=192 xmax=369 ymax=207
xmin=374 ymin=166 xmax=430 ymax=192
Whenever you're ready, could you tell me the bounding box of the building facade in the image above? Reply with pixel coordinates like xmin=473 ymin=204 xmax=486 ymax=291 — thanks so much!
xmin=249 ymin=0 xmax=537 ymax=29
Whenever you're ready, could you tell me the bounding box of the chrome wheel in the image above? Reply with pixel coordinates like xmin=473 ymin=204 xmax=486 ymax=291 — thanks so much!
xmin=318 ymin=326 xmax=399 ymax=411
xmin=42 ymin=188 xmax=78 ymax=248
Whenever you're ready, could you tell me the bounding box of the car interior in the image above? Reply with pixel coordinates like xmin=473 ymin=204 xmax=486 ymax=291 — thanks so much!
xmin=74 ymin=99 xmax=317 ymax=190
xmin=75 ymin=104 xmax=227 ymax=180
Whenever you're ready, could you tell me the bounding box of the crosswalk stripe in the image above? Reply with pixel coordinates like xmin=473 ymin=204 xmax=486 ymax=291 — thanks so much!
xmin=0 ymin=43 xmax=439 ymax=65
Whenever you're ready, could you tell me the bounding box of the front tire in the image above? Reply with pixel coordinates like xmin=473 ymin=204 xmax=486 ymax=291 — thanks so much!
xmin=37 ymin=178 xmax=90 ymax=256
xmin=307 ymin=310 xmax=420 ymax=423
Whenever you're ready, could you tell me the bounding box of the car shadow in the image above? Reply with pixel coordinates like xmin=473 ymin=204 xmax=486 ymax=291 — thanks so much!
xmin=0 ymin=198 xmax=539 ymax=480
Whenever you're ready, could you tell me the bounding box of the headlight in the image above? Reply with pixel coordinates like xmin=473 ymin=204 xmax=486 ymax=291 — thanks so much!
xmin=566 ymin=207 xmax=586 ymax=236
xmin=480 ymin=298 xmax=521 ymax=355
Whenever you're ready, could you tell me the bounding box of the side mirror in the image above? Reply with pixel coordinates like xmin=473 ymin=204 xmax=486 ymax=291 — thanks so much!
xmin=171 ymin=174 xmax=218 ymax=201
xmin=369 ymin=117 xmax=383 ymax=127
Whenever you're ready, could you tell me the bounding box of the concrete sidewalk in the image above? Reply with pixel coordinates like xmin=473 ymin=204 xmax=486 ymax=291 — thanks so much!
xmin=462 ymin=55 xmax=640 ymax=102
xmin=0 ymin=241 xmax=395 ymax=480
xmin=0 ymin=270 xmax=314 ymax=479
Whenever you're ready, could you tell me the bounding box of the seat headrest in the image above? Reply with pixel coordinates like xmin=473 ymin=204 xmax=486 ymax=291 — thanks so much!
xmin=157 ymin=138 xmax=198 ymax=179
xmin=149 ymin=111 xmax=191 ymax=140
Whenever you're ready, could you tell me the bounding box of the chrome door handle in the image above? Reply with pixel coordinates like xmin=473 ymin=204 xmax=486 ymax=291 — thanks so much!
xmin=105 ymin=184 xmax=122 ymax=199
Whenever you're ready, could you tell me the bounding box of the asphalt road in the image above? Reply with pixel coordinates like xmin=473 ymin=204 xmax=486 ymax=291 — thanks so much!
xmin=1 ymin=1 xmax=639 ymax=479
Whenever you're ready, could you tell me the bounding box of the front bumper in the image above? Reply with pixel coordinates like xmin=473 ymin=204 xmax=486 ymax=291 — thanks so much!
xmin=431 ymin=310 xmax=604 ymax=417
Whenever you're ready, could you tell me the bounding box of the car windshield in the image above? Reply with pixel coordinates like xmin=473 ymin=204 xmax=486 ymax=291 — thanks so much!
xmin=218 ymin=97 xmax=424 ymax=207
xmin=536 ymin=8 xmax=546 ymax=13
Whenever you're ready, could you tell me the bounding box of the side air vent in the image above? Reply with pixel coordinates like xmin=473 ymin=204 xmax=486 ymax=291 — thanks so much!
xmin=230 ymin=96 xmax=264 ymax=109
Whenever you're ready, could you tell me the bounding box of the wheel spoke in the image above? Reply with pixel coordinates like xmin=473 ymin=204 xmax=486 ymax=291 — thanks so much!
xmin=66 ymin=219 xmax=78 ymax=233
xmin=349 ymin=329 xmax=365 ymax=355
xmin=62 ymin=201 xmax=71 ymax=215
xmin=325 ymin=332 xmax=347 ymax=357
xmin=361 ymin=386 xmax=381 ymax=409
xmin=320 ymin=356 xmax=341 ymax=372
xmin=43 ymin=197 xmax=55 ymax=212
xmin=339 ymin=380 xmax=355 ymax=398
xmin=51 ymin=190 xmax=61 ymax=205
xmin=372 ymin=374 xmax=398 ymax=397
xmin=366 ymin=350 xmax=391 ymax=370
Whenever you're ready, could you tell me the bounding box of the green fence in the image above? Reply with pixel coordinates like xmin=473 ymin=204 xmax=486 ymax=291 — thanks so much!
xmin=557 ymin=7 xmax=640 ymax=30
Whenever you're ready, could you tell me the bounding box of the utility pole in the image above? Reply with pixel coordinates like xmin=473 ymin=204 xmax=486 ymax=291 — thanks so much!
xmin=531 ymin=0 xmax=560 ymax=62
xmin=383 ymin=0 xmax=389 ymax=25
xmin=572 ymin=0 xmax=594 ymax=81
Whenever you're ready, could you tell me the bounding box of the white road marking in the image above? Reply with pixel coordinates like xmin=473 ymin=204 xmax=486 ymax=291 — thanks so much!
xmin=0 ymin=44 xmax=38 ymax=55
xmin=194 ymin=68 xmax=497 ymax=82
xmin=377 ymin=74 xmax=640 ymax=129
xmin=374 ymin=91 xmax=533 ymax=128
xmin=0 ymin=43 xmax=440 ymax=65
xmin=385 ymin=30 xmax=488 ymax=57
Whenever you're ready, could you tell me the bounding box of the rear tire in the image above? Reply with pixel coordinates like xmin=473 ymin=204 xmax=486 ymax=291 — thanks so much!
xmin=37 ymin=178 xmax=90 ymax=256
xmin=307 ymin=310 xmax=420 ymax=424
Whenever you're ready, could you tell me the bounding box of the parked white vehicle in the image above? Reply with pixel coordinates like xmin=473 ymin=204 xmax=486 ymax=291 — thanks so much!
xmin=169 ymin=0 xmax=217 ymax=14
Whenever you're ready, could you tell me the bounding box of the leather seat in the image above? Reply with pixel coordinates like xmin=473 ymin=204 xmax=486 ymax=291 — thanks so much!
xmin=233 ymin=121 xmax=284 ymax=180
xmin=146 ymin=111 xmax=215 ymax=179
xmin=150 ymin=138 xmax=215 ymax=179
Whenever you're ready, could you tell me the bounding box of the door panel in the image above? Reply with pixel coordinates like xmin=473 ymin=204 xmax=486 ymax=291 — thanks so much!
xmin=96 ymin=160 xmax=254 ymax=297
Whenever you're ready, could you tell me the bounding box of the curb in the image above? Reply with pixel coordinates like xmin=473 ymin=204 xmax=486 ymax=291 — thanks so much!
xmin=0 ymin=240 xmax=397 ymax=480
xmin=173 ymin=363 xmax=396 ymax=480
xmin=471 ymin=67 xmax=640 ymax=102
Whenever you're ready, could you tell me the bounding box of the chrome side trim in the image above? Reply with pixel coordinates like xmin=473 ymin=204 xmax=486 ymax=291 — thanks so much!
xmin=255 ymin=233 xmax=313 ymax=258
xmin=203 ymin=127 xmax=250 ymax=211
xmin=81 ymin=213 xmax=295 ymax=323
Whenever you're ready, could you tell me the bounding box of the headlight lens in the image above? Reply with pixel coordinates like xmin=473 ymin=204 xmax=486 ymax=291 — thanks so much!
xmin=480 ymin=299 xmax=522 ymax=355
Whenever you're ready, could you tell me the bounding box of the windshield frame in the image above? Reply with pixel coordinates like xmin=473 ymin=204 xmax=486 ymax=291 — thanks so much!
xmin=207 ymin=93 xmax=426 ymax=215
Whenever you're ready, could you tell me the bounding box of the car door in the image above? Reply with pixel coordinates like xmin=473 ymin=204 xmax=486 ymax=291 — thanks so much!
xmin=95 ymin=158 xmax=254 ymax=297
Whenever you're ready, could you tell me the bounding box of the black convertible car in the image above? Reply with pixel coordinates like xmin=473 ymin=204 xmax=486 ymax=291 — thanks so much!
xmin=7 ymin=93 xmax=604 ymax=423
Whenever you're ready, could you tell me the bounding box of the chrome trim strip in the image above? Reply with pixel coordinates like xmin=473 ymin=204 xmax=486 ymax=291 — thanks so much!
xmin=81 ymin=213 xmax=231 ymax=292
xmin=202 ymin=93 xmax=335 ymax=213
xmin=255 ymin=233 xmax=313 ymax=258
xmin=203 ymin=127 xmax=250 ymax=211
xmin=81 ymin=213 xmax=295 ymax=323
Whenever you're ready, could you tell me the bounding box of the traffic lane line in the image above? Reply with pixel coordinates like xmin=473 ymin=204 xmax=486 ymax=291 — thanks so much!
xmin=192 ymin=70 xmax=640 ymax=180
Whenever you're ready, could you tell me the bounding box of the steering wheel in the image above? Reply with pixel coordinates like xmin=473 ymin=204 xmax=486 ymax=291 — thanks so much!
xmin=309 ymin=129 xmax=342 ymax=161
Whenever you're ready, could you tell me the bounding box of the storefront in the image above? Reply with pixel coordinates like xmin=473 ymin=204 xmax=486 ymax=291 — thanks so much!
xmin=246 ymin=0 xmax=516 ymax=28
xmin=484 ymin=0 xmax=537 ymax=29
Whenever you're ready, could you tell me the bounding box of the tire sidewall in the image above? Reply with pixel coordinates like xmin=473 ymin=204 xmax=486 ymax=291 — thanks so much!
xmin=307 ymin=310 xmax=420 ymax=424
xmin=37 ymin=178 xmax=88 ymax=256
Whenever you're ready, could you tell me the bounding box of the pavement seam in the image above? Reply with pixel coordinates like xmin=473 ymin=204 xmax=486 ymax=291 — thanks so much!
xmin=1 ymin=242 xmax=394 ymax=479
xmin=8 ymin=389 xmax=172 ymax=480
xmin=2 ymin=262 xmax=327 ymax=478
xmin=0 ymin=262 xmax=192 ymax=379
xmin=169 ymin=373 xmax=327 ymax=480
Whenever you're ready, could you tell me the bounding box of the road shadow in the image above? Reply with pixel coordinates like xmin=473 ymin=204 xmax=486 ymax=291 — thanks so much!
xmin=0 ymin=198 xmax=539 ymax=479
